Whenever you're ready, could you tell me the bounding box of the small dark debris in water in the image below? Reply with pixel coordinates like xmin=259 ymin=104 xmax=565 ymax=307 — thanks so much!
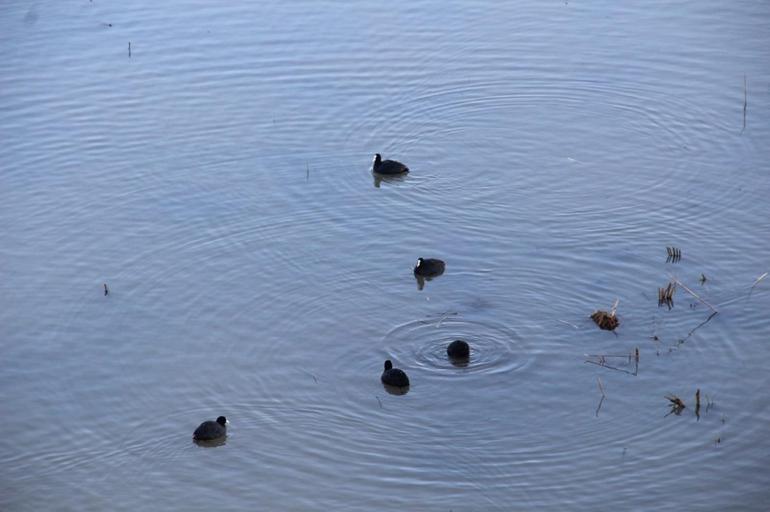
xmin=699 ymin=273 xmax=707 ymax=285
xmin=128 ymin=41 xmax=132 ymax=58
xmin=591 ymin=310 xmax=618 ymax=331
xmin=103 ymin=283 xmax=109 ymax=296
xmin=658 ymin=280 xmax=676 ymax=309
xmin=665 ymin=394 xmax=686 ymax=415
xmin=666 ymin=246 xmax=681 ymax=263
xmin=715 ymin=436 xmax=721 ymax=445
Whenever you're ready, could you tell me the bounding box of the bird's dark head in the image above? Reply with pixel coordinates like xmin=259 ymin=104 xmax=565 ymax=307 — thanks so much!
xmin=415 ymin=257 xmax=424 ymax=268
xmin=216 ymin=416 xmax=228 ymax=427
xmin=373 ymin=153 xmax=382 ymax=167
xmin=384 ymin=360 xmax=393 ymax=371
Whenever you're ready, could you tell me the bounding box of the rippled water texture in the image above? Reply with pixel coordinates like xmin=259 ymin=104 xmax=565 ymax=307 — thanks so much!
xmin=2 ymin=1 xmax=769 ymax=510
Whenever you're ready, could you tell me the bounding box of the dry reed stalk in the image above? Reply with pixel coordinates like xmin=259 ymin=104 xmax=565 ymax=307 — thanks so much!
xmin=666 ymin=246 xmax=682 ymax=263
xmin=672 ymin=278 xmax=718 ymax=313
xmin=695 ymin=388 xmax=701 ymax=420
xmin=751 ymin=272 xmax=767 ymax=290
xmin=595 ymin=377 xmax=606 ymax=417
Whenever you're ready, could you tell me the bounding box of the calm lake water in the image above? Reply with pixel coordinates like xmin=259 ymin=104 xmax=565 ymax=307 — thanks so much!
xmin=2 ymin=1 xmax=769 ymax=510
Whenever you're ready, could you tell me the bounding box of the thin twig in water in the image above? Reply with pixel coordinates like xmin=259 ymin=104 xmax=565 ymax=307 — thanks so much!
xmin=558 ymin=319 xmax=579 ymax=329
xmin=741 ymin=74 xmax=747 ymax=134
xmin=750 ymin=272 xmax=767 ymax=290
xmin=747 ymin=271 xmax=768 ymax=300
xmin=695 ymin=388 xmax=701 ymax=420
xmin=634 ymin=347 xmax=639 ymax=376
xmin=128 ymin=41 xmax=131 ymax=57
xmin=306 ymin=161 xmax=310 ymax=182
xmin=672 ymin=278 xmax=718 ymax=313
xmin=610 ymin=298 xmax=619 ymax=316
xmin=436 ymin=311 xmax=458 ymax=327
xmin=674 ymin=310 xmax=718 ymax=347
xmin=375 ymin=396 xmax=383 ymax=409
xmin=595 ymin=377 xmax=606 ymax=417
xmin=585 ymin=357 xmax=636 ymax=376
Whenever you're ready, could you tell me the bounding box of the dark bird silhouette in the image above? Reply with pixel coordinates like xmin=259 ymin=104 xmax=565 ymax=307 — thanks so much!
xmin=193 ymin=416 xmax=228 ymax=441
xmin=372 ymin=154 xmax=409 ymax=175
xmin=381 ymin=360 xmax=410 ymax=388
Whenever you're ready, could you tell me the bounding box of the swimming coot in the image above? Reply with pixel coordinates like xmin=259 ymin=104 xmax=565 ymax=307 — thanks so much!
xmin=193 ymin=416 xmax=228 ymax=441
xmin=381 ymin=360 xmax=410 ymax=388
xmin=372 ymin=154 xmax=409 ymax=175
xmin=447 ymin=339 xmax=470 ymax=359
xmin=414 ymin=257 xmax=445 ymax=278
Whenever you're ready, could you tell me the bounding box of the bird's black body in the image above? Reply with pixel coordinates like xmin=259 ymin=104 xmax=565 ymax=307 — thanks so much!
xmin=447 ymin=339 xmax=470 ymax=359
xmin=372 ymin=153 xmax=409 ymax=175
xmin=414 ymin=258 xmax=446 ymax=278
xmin=381 ymin=360 xmax=410 ymax=388
xmin=193 ymin=416 xmax=228 ymax=441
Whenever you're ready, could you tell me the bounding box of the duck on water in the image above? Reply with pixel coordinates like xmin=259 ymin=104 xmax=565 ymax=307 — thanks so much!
xmin=372 ymin=154 xmax=409 ymax=175
xmin=193 ymin=416 xmax=229 ymax=441
xmin=381 ymin=359 xmax=410 ymax=388
xmin=414 ymin=258 xmax=445 ymax=278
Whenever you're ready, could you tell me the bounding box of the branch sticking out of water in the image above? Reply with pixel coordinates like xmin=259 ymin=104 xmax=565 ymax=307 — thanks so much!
xmin=695 ymin=389 xmax=701 ymax=420
xmin=128 ymin=41 xmax=131 ymax=57
xmin=658 ymin=280 xmax=676 ymax=309
xmin=666 ymin=246 xmax=682 ymax=263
